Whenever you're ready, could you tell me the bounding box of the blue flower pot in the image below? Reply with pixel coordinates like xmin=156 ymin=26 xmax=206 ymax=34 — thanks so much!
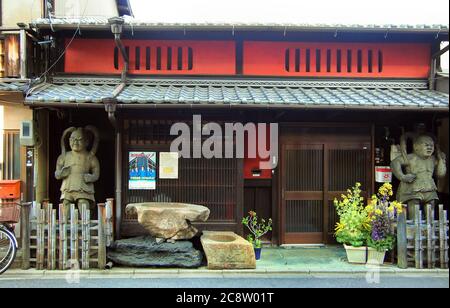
xmin=254 ymin=247 xmax=262 ymax=260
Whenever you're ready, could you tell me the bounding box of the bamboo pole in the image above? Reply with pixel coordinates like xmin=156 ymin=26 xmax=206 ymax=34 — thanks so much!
xmin=97 ymin=203 xmax=106 ymax=269
xmin=426 ymin=204 xmax=433 ymax=268
xmin=397 ymin=204 xmax=407 ymax=269
xmin=20 ymin=201 xmax=31 ymax=269
xmin=70 ymin=204 xmax=79 ymax=270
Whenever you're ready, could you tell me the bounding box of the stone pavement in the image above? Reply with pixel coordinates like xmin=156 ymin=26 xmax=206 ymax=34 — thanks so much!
xmin=3 ymin=246 xmax=449 ymax=279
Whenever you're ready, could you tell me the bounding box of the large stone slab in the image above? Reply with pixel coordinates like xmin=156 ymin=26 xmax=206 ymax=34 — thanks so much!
xmin=126 ymin=202 xmax=210 ymax=240
xmin=201 ymin=231 xmax=256 ymax=269
xmin=107 ymin=236 xmax=203 ymax=268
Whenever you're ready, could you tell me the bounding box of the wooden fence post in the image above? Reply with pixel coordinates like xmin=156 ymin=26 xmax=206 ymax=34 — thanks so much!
xmin=59 ymin=204 xmax=68 ymax=270
xmin=106 ymin=198 xmax=115 ymax=241
xmin=20 ymin=202 xmax=31 ymax=269
xmin=414 ymin=204 xmax=422 ymax=269
xmin=36 ymin=206 xmax=45 ymax=270
xmin=70 ymin=204 xmax=79 ymax=269
xmin=397 ymin=204 xmax=408 ymax=269
xmin=97 ymin=203 xmax=106 ymax=269
xmin=426 ymin=204 xmax=434 ymax=268
xmin=105 ymin=199 xmax=114 ymax=246
xmin=81 ymin=204 xmax=90 ymax=270
xmin=50 ymin=209 xmax=57 ymax=270
xmin=439 ymin=205 xmax=449 ymax=269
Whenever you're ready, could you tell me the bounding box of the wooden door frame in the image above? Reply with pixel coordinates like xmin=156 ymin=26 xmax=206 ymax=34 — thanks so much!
xmin=278 ymin=123 xmax=373 ymax=245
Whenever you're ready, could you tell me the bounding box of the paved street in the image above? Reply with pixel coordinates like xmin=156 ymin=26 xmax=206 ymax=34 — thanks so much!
xmin=0 ymin=275 xmax=448 ymax=288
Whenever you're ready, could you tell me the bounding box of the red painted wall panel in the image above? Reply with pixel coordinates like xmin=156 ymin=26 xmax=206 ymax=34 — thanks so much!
xmin=243 ymin=125 xmax=272 ymax=179
xmin=243 ymin=41 xmax=431 ymax=78
xmin=65 ymin=39 xmax=236 ymax=75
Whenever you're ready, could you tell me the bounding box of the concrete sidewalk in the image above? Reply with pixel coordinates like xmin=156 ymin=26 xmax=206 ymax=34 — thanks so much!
xmin=3 ymin=246 xmax=449 ymax=279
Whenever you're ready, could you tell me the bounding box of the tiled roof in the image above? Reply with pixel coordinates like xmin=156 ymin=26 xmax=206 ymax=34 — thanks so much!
xmin=0 ymin=80 xmax=30 ymax=92
xmin=23 ymin=77 xmax=449 ymax=110
xmin=30 ymin=17 xmax=449 ymax=33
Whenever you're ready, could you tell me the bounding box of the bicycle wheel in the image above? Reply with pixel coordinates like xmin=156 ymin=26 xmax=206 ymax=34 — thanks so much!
xmin=0 ymin=228 xmax=16 ymax=275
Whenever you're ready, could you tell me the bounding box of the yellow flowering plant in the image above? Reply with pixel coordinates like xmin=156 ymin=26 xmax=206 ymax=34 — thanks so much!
xmin=334 ymin=183 xmax=371 ymax=247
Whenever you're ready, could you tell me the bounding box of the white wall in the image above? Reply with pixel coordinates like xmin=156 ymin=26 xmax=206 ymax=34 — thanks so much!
xmin=1 ymin=0 xmax=42 ymax=27
xmin=54 ymin=0 xmax=118 ymax=18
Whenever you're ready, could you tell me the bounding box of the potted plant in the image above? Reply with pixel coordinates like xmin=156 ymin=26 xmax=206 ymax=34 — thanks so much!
xmin=365 ymin=183 xmax=403 ymax=265
xmin=334 ymin=182 xmax=403 ymax=264
xmin=333 ymin=182 xmax=371 ymax=263
xmin=242 ymin=211 xmax=272 ymax=260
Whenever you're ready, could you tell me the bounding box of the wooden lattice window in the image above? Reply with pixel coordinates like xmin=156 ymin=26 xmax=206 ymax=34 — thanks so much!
xmin=123 ymin=119 xmax=242 ymax=223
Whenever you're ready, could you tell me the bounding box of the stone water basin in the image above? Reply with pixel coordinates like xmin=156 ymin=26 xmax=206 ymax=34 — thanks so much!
xmin=200 ymin=231 xmax=256 ymax=269
xmin=126 ymin=202 xmax=210 ymax=240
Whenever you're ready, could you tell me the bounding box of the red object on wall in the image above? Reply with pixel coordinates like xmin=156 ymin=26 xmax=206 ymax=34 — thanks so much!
xmin=0 ymin=180 xmax=21 ymax=199
xmin=243 ymin=125 xmax=273 ymax=179
xmin=64 ymin=39 xmax=236 ymax=75
xmin=243 ymin=41 xmax=431 ymax=78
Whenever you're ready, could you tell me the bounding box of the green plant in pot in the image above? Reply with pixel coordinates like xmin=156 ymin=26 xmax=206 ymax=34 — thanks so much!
xmin=242 ymin=211 xmax=272 ymax=260
xmin=334 ymin=182 xmax=403 ymax=264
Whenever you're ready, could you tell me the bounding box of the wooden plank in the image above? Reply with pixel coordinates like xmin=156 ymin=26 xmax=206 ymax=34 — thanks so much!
xmin=20 ymin=201 xmax=31 ymax=270
xmin=396 ymin=205 xmax=407 ymax=269
xmin=46 ymin=204 xmax=53 ymax=270
xmin=50 ymin=209 xmax=57 ymax=270
xmin=58 ymin=204 xmax=68 ymax=270
xmin=426 ymin=204 xmax=433 ymax=268
xmin=38 ymin=207 xmax=46 ymax=270
xmin=105 ymin=200 xmax=114 ymax=247
xmin=97 ymin=203 xmax=106 ymax=269
xmin=70 ymin=204 xmax=79 ymax=270
xmin=81 ymin=204 xmax=90 ymax=270
xmin=414 ymin=204 xmax=422 ymax=269
xmin=439 ymin=205 xmax=448 ymax=269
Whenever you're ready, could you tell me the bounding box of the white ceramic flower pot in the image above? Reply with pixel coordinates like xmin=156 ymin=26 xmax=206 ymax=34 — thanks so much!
xmin=343 ymin=244 xmax=386 ymax=265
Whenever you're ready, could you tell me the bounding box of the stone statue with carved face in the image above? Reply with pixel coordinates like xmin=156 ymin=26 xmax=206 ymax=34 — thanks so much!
xmin=55 ymin=126 xmax=100 ymax=210
xmin=391 ymin=133 xmax=447 ymax=219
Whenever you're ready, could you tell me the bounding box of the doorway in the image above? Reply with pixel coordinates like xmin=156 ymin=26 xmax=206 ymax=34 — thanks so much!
xmin=280 ymin=125 xmax=372 ymax=244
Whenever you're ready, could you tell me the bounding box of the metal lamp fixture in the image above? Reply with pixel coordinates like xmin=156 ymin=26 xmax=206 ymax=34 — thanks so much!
xmin=108 ymin=17 xmax=125 ymax=37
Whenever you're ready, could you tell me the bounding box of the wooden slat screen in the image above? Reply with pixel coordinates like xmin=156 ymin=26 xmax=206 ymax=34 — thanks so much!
xmin=123 ymin=119 xmax=240 ymax=222
xmin=328 ymin=149 xmax=368 ymax=191
xmin=285 ymin=149 xmax=323 ymax=191
xmin=286 ymin=200 xmax=323 ymax=233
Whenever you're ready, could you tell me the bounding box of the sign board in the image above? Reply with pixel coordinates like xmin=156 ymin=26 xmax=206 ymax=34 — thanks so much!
xmin=375 ymin=166 xmax=392 ymax=183
xmin=128 ymin=152 xmax=156 ymax=190
xmin=159 ymin=152 xmax=179 ymax=179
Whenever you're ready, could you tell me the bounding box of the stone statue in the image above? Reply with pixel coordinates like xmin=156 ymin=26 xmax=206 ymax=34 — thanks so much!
xmin=55 ymin=126 xmax=100 ymax=210
xmin=391 ymin=130 xmax=447 ymax=219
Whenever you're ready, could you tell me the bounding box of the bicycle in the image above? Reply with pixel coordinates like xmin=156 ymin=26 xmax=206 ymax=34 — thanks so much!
xmin=0 ymin=202 xmax=21 ymax=275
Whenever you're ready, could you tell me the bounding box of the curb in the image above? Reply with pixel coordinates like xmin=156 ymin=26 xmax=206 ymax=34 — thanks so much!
xmin=2 ymin=268 xmax=448 ymax=279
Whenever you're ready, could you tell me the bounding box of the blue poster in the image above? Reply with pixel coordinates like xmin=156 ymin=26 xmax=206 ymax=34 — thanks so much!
xmin=128 ymin=152 xmax=156 ymax=190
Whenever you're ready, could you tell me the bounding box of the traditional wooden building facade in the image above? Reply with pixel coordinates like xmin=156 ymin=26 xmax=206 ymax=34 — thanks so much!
xmin=1 ymin=9 xmax=448 ymax=245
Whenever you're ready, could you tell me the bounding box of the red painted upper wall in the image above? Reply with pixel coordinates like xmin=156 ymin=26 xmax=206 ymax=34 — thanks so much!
xmin=243 ymin=41 xmax=431 ymax=78
xmin=65 ymin=39 xmax=236 ymax=75
xmin=64 ymin=39 xmax=431 ymax=78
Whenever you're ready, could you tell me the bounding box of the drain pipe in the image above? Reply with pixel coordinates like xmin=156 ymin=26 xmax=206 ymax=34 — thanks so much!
xmin=105 ymin=17 xmax=128 ymax=240
xmin=429 ymin=44 xmax=449 ymax=90
xmin=108 ymin=17 xmax=128 ymax=86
